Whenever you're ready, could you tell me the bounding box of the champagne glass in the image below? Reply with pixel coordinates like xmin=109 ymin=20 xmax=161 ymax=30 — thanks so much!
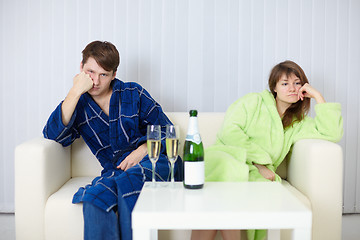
xmin=147 ymin=125 xmax=161 ymax=185
xmin=166 ymin=125 xmax=180 ymax=184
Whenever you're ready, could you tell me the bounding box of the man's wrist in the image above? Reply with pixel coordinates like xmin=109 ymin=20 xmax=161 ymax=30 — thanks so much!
xmin=139 ymin=143 xmax=148 ymax=155
xmin=68 ymin=87 xmax=83 ymax=100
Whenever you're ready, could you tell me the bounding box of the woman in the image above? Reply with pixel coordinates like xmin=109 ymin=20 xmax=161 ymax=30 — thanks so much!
xmin=193 ymin=60 xmax=343 ymax=240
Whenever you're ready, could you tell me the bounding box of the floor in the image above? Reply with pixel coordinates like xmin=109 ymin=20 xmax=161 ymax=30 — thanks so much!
xmin=342 ymin=214 xmax=360 ymax=240
xmin=0 ymin=214 xmax=15 ymax=240
xmin=1 ymin=213 xmax=359 ymax=239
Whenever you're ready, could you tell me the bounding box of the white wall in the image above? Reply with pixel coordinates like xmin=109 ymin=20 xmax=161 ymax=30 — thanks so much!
xmin=1 ymin=0 xmax=359 ymax=213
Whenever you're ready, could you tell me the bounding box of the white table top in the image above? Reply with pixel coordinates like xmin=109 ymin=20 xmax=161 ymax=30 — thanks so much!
xmin=132 ymin=182 xmax=312 ymax=230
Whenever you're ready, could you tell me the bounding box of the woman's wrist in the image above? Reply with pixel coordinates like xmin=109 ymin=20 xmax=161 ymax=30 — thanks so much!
xmin=314 ymin=93 xmax=326 ymax=104
xmin=253 ymin=163 xmax=263 ymax=169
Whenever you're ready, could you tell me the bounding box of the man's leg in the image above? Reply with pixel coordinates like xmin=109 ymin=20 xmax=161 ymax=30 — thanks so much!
xmin=83 ymin=202 xmax=120 ymax=240
xmin=115 ymin=156 xmax=171 ymax=240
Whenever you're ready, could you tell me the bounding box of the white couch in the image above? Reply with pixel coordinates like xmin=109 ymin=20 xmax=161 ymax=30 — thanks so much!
xmin=15 ymin=112 xmax=343 ymax=240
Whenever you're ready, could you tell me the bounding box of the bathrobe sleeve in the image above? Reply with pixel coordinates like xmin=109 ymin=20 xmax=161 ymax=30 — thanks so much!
xmin=292 ymin=102 xmax=343 ymax=143
xmin=43 ymin=101 xmax=80 ymax=147
xmin=217 ymin=93 xmax=273 ymax=166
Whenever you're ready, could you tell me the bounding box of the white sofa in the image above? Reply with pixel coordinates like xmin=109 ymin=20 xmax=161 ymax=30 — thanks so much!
xmin=15 ymin=112 xmax=343 ymax=240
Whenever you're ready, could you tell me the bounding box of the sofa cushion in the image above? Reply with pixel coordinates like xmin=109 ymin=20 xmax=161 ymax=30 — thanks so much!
xmin=44 ymin=177 xmax=309 ymax=240
xmin=44 ymin=177 xmax=92 ymax=240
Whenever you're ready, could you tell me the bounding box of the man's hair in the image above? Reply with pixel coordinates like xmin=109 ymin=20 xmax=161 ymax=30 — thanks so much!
xmin=82 ymin=41 xmax=120 ymax=73
xmin=268 ymin=60 xmax=311 ymax=129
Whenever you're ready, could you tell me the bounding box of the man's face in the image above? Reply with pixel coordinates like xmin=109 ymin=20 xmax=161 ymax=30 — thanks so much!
xmin=81 ymin=57 xmax=116 ymax=98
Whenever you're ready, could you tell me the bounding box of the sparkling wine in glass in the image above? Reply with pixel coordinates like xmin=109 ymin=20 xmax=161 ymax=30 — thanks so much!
xmin=166 ymin=125 xmax=180 ymax=184
xmin=147 ymin=125 xmax=161 ymax=184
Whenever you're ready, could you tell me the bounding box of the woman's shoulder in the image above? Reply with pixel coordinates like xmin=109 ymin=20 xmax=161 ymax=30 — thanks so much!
xmin=224 ymin=91 xmax=267 ymax=120
xmin=230 ymin=90 xmax=270 ymax=108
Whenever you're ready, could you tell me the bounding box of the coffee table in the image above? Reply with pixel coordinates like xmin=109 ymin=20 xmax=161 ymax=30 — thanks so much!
xmin=132 ymin=182 xmax=312 ymax=240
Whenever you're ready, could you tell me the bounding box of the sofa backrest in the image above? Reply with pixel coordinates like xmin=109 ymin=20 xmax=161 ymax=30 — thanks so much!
xmin=71 ymin=136 xmax=102 ymax=177
xmin=70 ymin=111 xmax=287 ymax=178
xmin=166 ymin=112 xmax=226 ymax=159
xmin=70 ymin=112 xmax=226 ymax=177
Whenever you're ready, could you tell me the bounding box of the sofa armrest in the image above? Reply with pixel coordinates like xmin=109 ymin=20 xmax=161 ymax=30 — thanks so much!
xmin=15 ymin=137 xmax=71 ymax=240
xmin=287 ymin=139 xmax=343 ymax=240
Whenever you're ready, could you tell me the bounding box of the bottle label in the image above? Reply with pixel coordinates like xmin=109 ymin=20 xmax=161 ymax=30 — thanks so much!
xmin=184 ymin=161 xmax=205 ymax=185
xmin=185 ymin=134 xmax=202 ymax=145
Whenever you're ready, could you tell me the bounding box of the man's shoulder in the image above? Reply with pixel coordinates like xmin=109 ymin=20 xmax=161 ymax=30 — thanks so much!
xmin=114 ymin=79 xmax=144 ymax=92
xmin=78 ymin=93 xmax=89 ymax=107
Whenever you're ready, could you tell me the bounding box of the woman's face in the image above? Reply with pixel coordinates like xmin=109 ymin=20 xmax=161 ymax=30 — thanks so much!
xmin=274 ymin=73 xmax=302 ymax=107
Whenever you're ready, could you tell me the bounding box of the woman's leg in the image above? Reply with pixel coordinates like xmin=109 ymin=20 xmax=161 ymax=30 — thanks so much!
xmin=83 ymin=202 xmax=120 ymax=240
xmin=220 ymin=230 xmax=241 ymax=240
xmin=191 ymin=230 xmax=218 ymax=240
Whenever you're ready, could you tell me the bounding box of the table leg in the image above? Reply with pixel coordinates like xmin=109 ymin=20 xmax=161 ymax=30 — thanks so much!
xmin=292 ymin=228 xmax=311 ymax=240
xmin=133 ymin=228 xmax=154 ymax=240
xmin=151 ymin=229 xmax=158 ymax=240
xmin=267 ymin=229 xmax=280 ymax=240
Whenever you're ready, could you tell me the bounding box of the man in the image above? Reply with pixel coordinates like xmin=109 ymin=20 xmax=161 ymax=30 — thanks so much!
xmin=43 ymin=41 xmax=181 ymax=240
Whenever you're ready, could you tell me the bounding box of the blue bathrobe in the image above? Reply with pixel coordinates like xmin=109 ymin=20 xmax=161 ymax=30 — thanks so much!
xmin=43 ymin=79 xmax=182 ymax=240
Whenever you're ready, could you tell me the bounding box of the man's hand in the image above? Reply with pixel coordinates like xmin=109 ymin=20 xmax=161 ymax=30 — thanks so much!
xmin=117 ymin=143 xmax=148 ymax=171
xmin=254 ymin=163 xmax=275 ymax=181
xmin=61 ymin=72 xmax=94 ymax=126
xmin=72 ymin=71 xmax=93 ymax=96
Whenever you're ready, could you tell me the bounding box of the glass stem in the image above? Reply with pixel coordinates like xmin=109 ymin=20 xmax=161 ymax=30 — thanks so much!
xmin=170 ymin=161 xmax=175 ymax=183
xmin=152 ymin=161 xmax=156 ymax=183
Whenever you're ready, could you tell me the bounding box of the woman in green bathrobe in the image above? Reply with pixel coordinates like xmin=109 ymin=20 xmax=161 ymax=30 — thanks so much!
xmin=192 ymin=60 xmax=343 ymax=240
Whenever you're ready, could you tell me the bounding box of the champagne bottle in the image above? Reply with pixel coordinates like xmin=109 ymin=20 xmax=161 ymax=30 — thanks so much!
xmin=183 ymin=110 xmax=204 ymax=189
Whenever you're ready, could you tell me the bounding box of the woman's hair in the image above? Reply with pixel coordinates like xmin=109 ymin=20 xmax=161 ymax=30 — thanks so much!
xmin=268 ymin=60 xmax=310 ymax=129
xmin=82 ymin=41 xmax=120 ymax=73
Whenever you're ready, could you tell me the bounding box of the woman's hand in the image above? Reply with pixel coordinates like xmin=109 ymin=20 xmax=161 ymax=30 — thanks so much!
xmin=298 ymin=83 xmax=326 ymax=104
xmin=117 ymin=143 xmax=148 ymax=171
xmin=254 ymin=163 xmax=275 ymax=181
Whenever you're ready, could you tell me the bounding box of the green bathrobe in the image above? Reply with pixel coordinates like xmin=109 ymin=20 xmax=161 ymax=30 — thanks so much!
xmin=205 ymin=90 xmax=343 ymax=240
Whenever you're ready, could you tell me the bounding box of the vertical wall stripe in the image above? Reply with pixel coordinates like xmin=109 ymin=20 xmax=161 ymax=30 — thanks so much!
xmin=0 ymin=0 xmax=359 ymax=213
xmin=345 ymin=0 xmax=360 ymax=213
xmin=356 ymin=0 xmax=360 ymax=212
xmin=0 ymin=0 xmax=4 ymax=211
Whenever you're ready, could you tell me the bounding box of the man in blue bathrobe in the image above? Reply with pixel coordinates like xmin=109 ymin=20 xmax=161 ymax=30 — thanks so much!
xmin=43 ymin=41 xmax=182 ymax=240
